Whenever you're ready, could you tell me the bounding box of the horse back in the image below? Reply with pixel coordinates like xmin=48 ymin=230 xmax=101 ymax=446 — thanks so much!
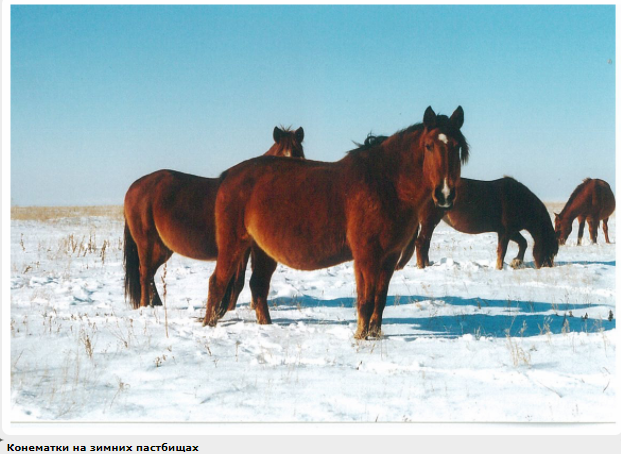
xmin=568 ymin=178 xmax=616 ymax=219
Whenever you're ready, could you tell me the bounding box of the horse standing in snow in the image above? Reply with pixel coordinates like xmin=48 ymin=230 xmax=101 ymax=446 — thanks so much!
xmin=204 ymin=106 xmax=468 ymax=339
xmin=554 ymin=178 xmax=615 ymax=245
xmin=123 ymin=127 xmax=305 ymax=310
xmin=396 ymin=177 xmax=558 ymax=270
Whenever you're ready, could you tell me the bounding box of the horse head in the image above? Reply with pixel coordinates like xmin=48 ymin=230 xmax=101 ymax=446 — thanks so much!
xmin=534 ymin=234 xmax=559 ymax=268
xmin=269 ymin=126 xmax=305 ymax=159
xmin=554 ymin=212 xmax=570 ymax=245
xmin=420 ymin=106 xmax=468 ymax=209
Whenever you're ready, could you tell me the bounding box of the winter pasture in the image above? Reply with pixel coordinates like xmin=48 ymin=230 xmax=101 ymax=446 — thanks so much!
xmin=8 ymin=204 xmax=617 ymax=423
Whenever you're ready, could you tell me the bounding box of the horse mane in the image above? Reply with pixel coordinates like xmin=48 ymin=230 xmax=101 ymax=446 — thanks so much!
xmin=560 ymin=178 xmax=593 ymax=216
xmin=347 ymin=134 xmax=390 ymax=154
xmin=348 ymin=116 xmax=469 ymax=164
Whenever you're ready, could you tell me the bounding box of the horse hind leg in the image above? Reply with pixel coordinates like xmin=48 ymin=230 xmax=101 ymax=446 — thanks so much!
xmin=587 ymin=218 xmax=598 ymax=244
xmin=577 ymin=216 xmax=586 ymax=245
xmin=509 ymin=232 xmax=527 ymax=269
xmin=248 ymin=247 xmax=277 ymax=325
xmin=139 ymin=241 xmax=172 ymax=307
xmin=603 ymin=217 xmax=611 ymax=243
xmin=395 ymin=227 xmax=417 ymax=271
xmin=225 ymin=248 xmax=251 ymax=312
xmin=416 ymin=219 xmax=439 ymax=269
xmin=204 ymin=237 xmax=252 ymax=326
xmin=150 ymin=244 xmax=173 ymax=306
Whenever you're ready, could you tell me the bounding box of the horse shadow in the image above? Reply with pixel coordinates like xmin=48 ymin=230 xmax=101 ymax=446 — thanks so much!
xmin=554 ymin=260 xmax=615 ymax=267
xmin=250 ymin=294 xmax=615 ymax=339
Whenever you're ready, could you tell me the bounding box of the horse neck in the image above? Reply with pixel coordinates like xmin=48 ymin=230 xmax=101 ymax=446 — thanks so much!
xmin=387 ymin=133 xmax=429 ymax=203
xmin=529 ymin=207 xmax=556 ymax=246
xmin=522 ymin=193 xmax=557 ymax=246
xmin=264 ymin=143 xmax=285 ymax=157
xmin=558 ymin=198 xmax=581 ymax=226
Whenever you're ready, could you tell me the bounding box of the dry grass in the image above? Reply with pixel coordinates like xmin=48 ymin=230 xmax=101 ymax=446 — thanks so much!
xmin=11 ymin=205 xmax=124 ymax=222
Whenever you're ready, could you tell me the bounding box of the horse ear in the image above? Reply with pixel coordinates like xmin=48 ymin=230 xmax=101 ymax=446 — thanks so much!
xmin=450 ymin=106 xmax=464 ymax=129
xmin=273 ymin=126 xmax=282 ymax=143
xmin=554 ymin=212 xmax=559 ymax=218
xmin=423 ymin=106 xmax=436 ymax=129
xmin=295 ymin=127 xmax=304 ymax=143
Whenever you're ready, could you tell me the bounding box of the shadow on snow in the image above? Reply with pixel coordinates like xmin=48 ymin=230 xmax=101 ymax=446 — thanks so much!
xmin=247 ymin=294 xmax=616 ymax=339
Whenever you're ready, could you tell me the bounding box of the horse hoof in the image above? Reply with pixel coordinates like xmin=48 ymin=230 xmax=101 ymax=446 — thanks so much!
xmin=353 ymin=329 xmax=368 ymax=340
xmin=510 ymin=259 xmax=524 ymax=269
xmin=202 ymin=317 xmax=218 ymax=327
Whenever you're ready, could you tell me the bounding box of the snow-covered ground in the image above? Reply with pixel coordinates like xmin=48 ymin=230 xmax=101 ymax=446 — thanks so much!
xmin=8 ymin=207 xmax=616 ymax=423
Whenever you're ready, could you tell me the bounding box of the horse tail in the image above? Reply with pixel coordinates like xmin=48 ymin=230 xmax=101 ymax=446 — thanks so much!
xmin=123 ymin=220 xmax=142 ymax=309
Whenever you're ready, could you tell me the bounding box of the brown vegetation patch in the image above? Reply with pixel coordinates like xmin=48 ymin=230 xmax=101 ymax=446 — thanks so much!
xmin=11 ymin=205 xmax=124 ymax=221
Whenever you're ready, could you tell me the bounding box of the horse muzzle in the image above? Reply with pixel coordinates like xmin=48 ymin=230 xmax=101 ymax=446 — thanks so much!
xmin=433 ymin=184 xmax=456 ymax=209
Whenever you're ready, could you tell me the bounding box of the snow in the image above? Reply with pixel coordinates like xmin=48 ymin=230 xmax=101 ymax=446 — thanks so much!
xmin=7 ymin=207 xmax=616 ymax=424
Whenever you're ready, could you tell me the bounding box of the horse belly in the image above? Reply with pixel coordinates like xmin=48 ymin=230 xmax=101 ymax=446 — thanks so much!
xmin=157 ymin=221 xmax=218 ymax=261
xmin=153 ymin=187 xmax=219 ymax=261
xmin=444 ymin=211 xmax=489 ymax=235
xmin=247 ymin=216 xmax=351 ymax=271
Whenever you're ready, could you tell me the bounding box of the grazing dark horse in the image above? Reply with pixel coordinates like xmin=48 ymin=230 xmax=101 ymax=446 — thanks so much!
xmin=396 ymin=177 xmax=558 ymax=271
xmin=123 ymin=126 xmax=305 ymax=309
xmin=555 ymin=178 xmax=615 ymax=245
xmin=204 ymin=106 xmax=468 ymax=339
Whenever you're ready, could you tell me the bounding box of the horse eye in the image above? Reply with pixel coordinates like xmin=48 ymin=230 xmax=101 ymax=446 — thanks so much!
xmin=425 ymin=144 xmax=433 ymax=151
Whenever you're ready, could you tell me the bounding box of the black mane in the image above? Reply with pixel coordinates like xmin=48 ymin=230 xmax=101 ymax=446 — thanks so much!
xmin=348 ymin=115 xmax=469 ymax=164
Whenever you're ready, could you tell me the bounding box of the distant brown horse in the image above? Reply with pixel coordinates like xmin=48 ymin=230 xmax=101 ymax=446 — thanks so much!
xmin=123 ymin=126 xmax=305 ymax=309
xmin=204 ymin=106 xmax=469 ymax=339
xmin=397 ymin=177 xmax=558 ymax=271
xmin=555 ymin=178 xmax=615 ymax=245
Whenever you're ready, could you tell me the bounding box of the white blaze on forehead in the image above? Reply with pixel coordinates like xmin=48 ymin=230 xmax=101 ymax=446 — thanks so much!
xmin=283 ymin=151 xmax=291 ymax=157
xmin=438 ymin=133 xmax=448 ymax=144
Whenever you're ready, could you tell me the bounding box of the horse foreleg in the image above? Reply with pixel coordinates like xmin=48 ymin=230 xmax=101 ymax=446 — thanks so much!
xmin=509 ymin=232 xmax=527 ymax=268
xmin=368 ymin=254 xmax=399 ymax=338
xmin=577 ymin=216 xmax=586 ymax=245
xmin=496 ymin=233 xmax=510 ymax=270
xmin=587 ymin=218 xmax=598 ymax=244
xmin=249 ymin=247 xmax=277 ymax=325
xmin=353 ymin=259 xmax=373 ymax=340
xmin=225 ymin=248 xmax=251 ymax=311
xmin=603 ymin=217 xmax=611 ymax=243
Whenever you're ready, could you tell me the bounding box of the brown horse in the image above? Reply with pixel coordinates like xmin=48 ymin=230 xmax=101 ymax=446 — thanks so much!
xmin=555 ymin=178 xmax=615 ymax=245
xmin=396 ymin=177 xmax=558 ymax=271
xmin=204 ymin=106 xmax=468 ymax=339
xmin=123 ymin=126 xmax=305 ymax=309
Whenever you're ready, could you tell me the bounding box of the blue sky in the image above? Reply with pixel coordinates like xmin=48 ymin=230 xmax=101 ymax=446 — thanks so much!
xmin=10 ymin=4 xmax=615 ymax=205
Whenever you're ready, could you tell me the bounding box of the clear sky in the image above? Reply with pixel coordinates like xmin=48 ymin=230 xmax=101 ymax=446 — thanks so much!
xmin=9 ymin=4 xmax=615 ymax=206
